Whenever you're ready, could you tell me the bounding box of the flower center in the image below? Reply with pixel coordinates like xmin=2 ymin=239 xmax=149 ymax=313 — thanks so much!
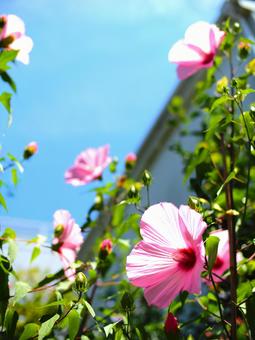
xmin=213 ymin=256 xmax=224 ymax=269
xmin=173 ymin=247 xmax=196 ymax=271
xmin=202 ymin=52 xmax=214 ymax=65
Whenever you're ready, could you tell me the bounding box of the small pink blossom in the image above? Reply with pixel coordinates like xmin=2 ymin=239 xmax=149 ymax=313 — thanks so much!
xmin=164 ymin=312 xmax=179 ymax=335
xmin=168 ymin=21 xmax=225 ymax=80
xmin=100 ymin=239 xmax=112 ymax=254
xmin=125 ymin=152 xmax=137 ymax=163
xmin=52 ymin=209 xmax=83 ymax=280
xmin=0 ymin=14 xmax=33 ymax=64
xmin=65 ymin=145 xmax=111 ymax=186
xmin=126 ymin=203 xmax=207 ymax=308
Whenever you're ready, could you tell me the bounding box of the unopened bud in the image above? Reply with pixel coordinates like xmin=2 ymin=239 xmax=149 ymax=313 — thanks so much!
xmin=233 ymin=22 xmax=241 ymax=34
xmin=125 ymin=152 xmax=137 ymax=170
xmin=74 ymin=272 xmax=88 ymax=292
xmin=109 ymin=157 xmax=118 ymax=173
xmin=99 ymin=239 xmax=112 ymax=259
xmin=164 ymin=313 xmax=179 ymax=335
xmin=121 ymin=292 xmax=135 ymax=312
xmin=246 ymin=58 xmax=255 ymax=75
xmin=128 ymin=185 xmax=138 ymax=199
xmin=142 ymin=169 xmax=152 ymax=186
xmin=250 ymin=104 xmax=255 ymax=121
xmin=94 ymin=193 xmax=104 ymax=210
xmin=117 ymin=175 xmax=127 ymax=188
xmin=238 ymin=41 xmax=251 ymax=60
xmin=23 ymin=141 xmax=38 ymax=160
xmin=216 ymin=76 xmax=228 ymax=94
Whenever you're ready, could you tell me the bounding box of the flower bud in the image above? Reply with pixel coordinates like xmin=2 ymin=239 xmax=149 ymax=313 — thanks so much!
xmin=23 ymin=141 xmax=38 ymax=160
xmin=117 ymin=175 xmax=127 ymax=188
xmin=249 ymin=104 xmax=255 ymax=121
xmin=238 ymin=41 xmax=251 ymax=60
xmin=164 ymin=312 xmax=179 ymax=335
xmin=216 ymin=76 xmax=228 ymax=94
xmin=109 ymin=157 xmax=118 ymax=173
xmin=125 ymin=152 xmax=137 ymax=170
xmin=74 ymin=272 xmax=88 ymax=293
xmin=246 ymin=58 xmax=255 ymax=75
xmin=142 ymin=169 xmax=152 ymax=186
xmin=233 ymin=22 xmax=241 ymax=34
xmin=121 ymin=292 xmax=135 ymax=312
xmin=99 ymin=239 xmax=112 ymax=259
xmin=128 ymin=185 xmax=139 ymax=199
xmin=94 ymin=193 xmax=104 ymax=211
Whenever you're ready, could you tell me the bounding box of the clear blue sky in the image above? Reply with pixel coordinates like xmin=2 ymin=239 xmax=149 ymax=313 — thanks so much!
xmin=0 ymin=0 xmax=223 ymax=227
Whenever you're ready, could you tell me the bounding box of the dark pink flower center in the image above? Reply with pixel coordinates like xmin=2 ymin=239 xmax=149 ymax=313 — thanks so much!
xmin=202 ymin=52 xmax=214 ymax=65
xmin=173 ymin=247 xmax=196 ymax=271
xmin=213 ymin=256 xmax=223 ymax=269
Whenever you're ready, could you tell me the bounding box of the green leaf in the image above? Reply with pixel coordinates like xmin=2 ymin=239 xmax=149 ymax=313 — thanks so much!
xmin=2 ymin=228 xmax=16 ymax=239
xmin=13 ymin=281 xmax=31 ymax=304
xmin=36 ymin=300 xmax=65 ymax=309
xmin=8 ymin=239 xmax=18 ymax=264
xmin=0 ymin=256 xmax=10 ymax=326
xmin=7 ymin=153 xmax=24 ymax=173
xmin=68 ymin=309 xmax=80 ymax=340
xmin=20 ymin=323 xmax=40 ymax=340
xmin=30 ymin=246 xmax=41 ymax=263
xmin=210 ymin=95 xmax=231 ymax=112
xmin=0 ymin=71 xmax=17 ymax=92
xmin=4 ymin=309 xmax=18 ymax=339
xmin=104 ymin=322 xmax=119 ymax=337
xmin=0 ymin=192 xmax=7 ymax=211
xmin=246 ymin=293 xmax=255 ymax=339
xmin=84 ymin=300 xmax=95 ymax=318
xmin=0 ymin=92 xmax=12 ymax=124
xmin=11 ymin=168 xmax=18 ymax=186
xmin=217 ymin=170 xmax=236 ymax=197
xmin=0 ymin=50 xmax=18 ymax=71
xmin=38 ymin=314 xmax=59 ymax=340
xmin=206 ymin=236 xmax=220 ymax=272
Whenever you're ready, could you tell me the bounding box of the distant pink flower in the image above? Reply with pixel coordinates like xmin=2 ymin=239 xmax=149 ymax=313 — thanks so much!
xmin=65 ymin=145 xmax=111 ymax=186
xmin=208 ymin=229 xmax=242 ymax=283
xmin=0 ymin=14 xmax=33 ymax=64
xmin=52 ymin=209 xmax=83 ymax=280
xmin=100 ymin=239 xmax=113 ymax=254
xmin=126 ymin=203 xmax=207 ymax=308
xmin=125 ymin=152 xmax=137 ymax=163
xmin=168 ymin=21 xmax=225 ymax=80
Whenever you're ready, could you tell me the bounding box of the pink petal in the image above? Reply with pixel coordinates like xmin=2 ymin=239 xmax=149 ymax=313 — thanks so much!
xmin=5 ymin=14 xmax=25 ymax=36
xmin=59 ymin=247 xmax=76 ymax=281
xmin=53 ymin=209 xmax=72 ymax=227
xmin=177 ymin=64 xmax=203 ymax=80
xmin=168 ymin=40 xmax=204 ymax=64
xmin=65 ymin=165 xmax=91 ymax=186
xmin=184 ymin=21 xmax=215 ymax=55
xmin=178 ymin=205 xmax=207 ymax=245
xmin=140 ymin=203 xmax=187 ymax=249
xmin=126 ymin=241 xmax=176 ymax=287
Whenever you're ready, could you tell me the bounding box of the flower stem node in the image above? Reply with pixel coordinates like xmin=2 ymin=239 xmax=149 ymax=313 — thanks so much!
xmin=142 ymin=169 xmax=152 ymax=186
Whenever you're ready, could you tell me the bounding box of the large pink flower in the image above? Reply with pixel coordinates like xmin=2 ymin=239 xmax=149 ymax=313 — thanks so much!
xmin=126 ymin=203 xmax=207 ymax=308
xmin=52 ymin=209 xmax=83 ymax=280
xmin=65 ymin=145 xmax=111 ymax=186
xmin=0 ymin=14 xmax=33 ymax=64
xmin=168 ymin=21 xmax=225 ymax=80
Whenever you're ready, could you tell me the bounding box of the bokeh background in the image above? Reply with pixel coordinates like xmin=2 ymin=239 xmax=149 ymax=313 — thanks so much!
xmin=0 ymin=0 xmax=223 ymax=227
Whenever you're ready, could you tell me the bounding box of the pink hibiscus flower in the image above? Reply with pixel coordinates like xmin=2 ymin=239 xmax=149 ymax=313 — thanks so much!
xmin=65 ymin=145 xmax=111 ymax=186
xmin=0 ymin=14 xmax=33 ymax=64
xmin=126 ymin=203 xmax=207 ymax=308
xmin=52 ymin=209 xmax=83 ymax=280
xmin=168 ymin=21 xmax=225 ymax=80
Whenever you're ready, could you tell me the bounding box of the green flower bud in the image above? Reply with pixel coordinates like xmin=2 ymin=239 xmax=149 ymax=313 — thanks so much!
xmin=94 ymin=193 xmax=104 ymax=210
xmin=233 ymin=22 xmax=241 ymax=34
xmin=128 ymin=185 xmax=139 ymax=199
xmin=74 ymin=272 xmax=88 ymax=293
xmin=142 ymin=169 xmax=152 ymax=186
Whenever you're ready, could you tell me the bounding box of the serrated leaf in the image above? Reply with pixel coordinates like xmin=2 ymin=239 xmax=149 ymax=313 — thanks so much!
xmin=13 ymin=281 xmax=31 ymax=304
xmin=30 ymin=246 xmax=41 ymax=263
xmin=68 ymin=309 xmax=80 ymax=340
xmin=20 ymin=323 xmax=39 ymax=340
xmin=38 ymin=314 xmax=59 ymax=340
xmin=206 ymin=236 xmax=220 ymax=272
xmin=0 ymin=50 xmax=18 ymax=71
xmin=84 ymin=300 xmax=95 ymax=318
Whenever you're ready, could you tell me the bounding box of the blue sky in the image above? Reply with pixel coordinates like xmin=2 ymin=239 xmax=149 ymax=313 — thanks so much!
xmin=0 ymin=0 xmax=223 ymax=231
